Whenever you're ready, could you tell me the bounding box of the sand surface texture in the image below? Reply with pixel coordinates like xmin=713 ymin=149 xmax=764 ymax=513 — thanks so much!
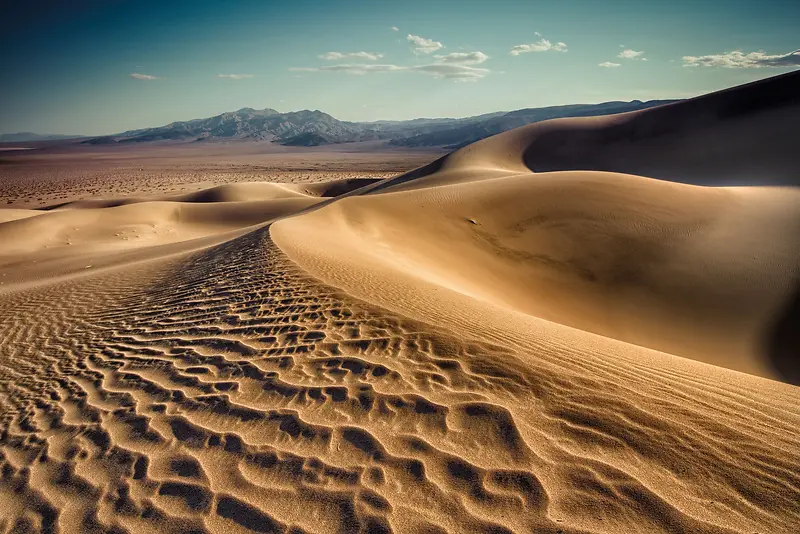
xmin=1 ymin=73 xmax=798 ymax=533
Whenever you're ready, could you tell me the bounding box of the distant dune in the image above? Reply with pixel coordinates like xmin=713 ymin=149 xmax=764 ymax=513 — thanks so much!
xmin=0 ymin=72 xmax=798 ymax=533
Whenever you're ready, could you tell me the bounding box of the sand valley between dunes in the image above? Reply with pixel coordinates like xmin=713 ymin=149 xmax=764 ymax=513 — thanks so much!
xmin=0 ymin=73 xmax=799 ymax=534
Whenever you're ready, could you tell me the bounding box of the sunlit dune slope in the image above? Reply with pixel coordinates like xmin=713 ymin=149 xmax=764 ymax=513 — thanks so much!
xmin=273 ymin=71 xmax=800 ymax=383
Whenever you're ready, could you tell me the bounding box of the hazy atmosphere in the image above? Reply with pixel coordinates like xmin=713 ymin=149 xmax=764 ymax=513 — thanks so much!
xmin=1 ymin=0 xmax=798 ymax=134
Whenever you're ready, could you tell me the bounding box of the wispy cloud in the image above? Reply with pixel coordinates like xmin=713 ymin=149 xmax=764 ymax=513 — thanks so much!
xmin=291 ymin=64 xmax=404 ymax=75
xmin=509 ymin=38 xmax=567 ymax=55
xmin=391 ymin=26 xmax=399 ymax=32
xmin=618 ymin=49 xmax=645 ymax=60
xmin=129 ymin=73 xmax=160 ymax=80
xmin=682 ymin=49 xmax=800 ymax=68
xmin=407 ymin=34 xmax=444 ymax=54
xmin=319 ymin=51 xmax=384 ymax=61
xmin=411 ymin=64 xmax=489 ymax=81
xmin=598 ymin=62 xmax=621 ymax=68
xmin=290 ymin=61 xmax=489 ymax=82
xmin=434 ymin=51 xmax=489 ymax=64
xmin=217 ymin=74 xmax=254 ymax=79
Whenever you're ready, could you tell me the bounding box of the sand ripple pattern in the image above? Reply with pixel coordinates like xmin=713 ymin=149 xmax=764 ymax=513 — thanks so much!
xmin=0 ymin=227 xmax=798 ymax=533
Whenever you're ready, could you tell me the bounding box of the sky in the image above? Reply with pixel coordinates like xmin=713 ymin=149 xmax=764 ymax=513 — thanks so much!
xmin=0 ymin=0 xmax=798 ymax=135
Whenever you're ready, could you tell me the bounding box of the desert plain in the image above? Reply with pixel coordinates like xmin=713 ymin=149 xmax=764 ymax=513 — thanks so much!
xmin=0 ymin=72 xmax=798 ymax=534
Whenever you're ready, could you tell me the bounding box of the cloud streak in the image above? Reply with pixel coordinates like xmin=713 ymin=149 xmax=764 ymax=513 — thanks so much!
xmin=291 ymin=61 xmax=489 ymax=81
xmin=434 ymin=51 xmax=489 ymax=64
xmin=291 ymin=64 xmax=404 ymax=75
xmin=407 ymin=34 xmax=444 ymax=54
xmin=217 ymin=74 xmax=254 ymax=79
xmin=319 ymin=51 xmax=384 ymax=61
xmin=598 ymin=62 xmax=621 ymax=68
xmin=682 ymin=49 xmax=800 ymax=68
xmin=509 ymin=38 xmax=567 ymax=55
xmin=129 ymin=73 xmax=160 ymax=80
xmin=411 ymin=63 xmax=489 ymax=80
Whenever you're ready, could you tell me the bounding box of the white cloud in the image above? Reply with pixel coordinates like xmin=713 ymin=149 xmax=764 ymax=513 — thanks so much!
xmin=433 ymin=51 xmax=489 ymax=64
xmin=129 ymin=73 xmax=160 ymax=80
xmin=391 ymin=26 xmax=399 ymax=32
xmin=217 ymin=74 xmax=254 ymax=79
xmin=290 ymin=62 xmax=489 ymax=82
xmin=509 ymin=38 xmax=567 ymax=55
xmin=618 ymin=49 xmax=645 ymax=60
xmin=598 ymin=62 xmax=621 ymax=68
xmin=407 ymin=34 xmax=444 ymax=54
xmin=319 ymin=51 xmax=384 ymax=61
xmin=682 ymin=49 xmax=800 ymax=68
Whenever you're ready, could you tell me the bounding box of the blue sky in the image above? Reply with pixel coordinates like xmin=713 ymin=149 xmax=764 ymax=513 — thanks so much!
xmin=1 ymin=0 xmax=797 ymax=135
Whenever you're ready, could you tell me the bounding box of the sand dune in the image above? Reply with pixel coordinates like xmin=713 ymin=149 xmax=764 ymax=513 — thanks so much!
xmin=0 ymin=187 xmax=314 ymax=288
xmin=366 ymin=70 xmax=799 ymax=191
xmin=274 ymin=71 xmax=800 ymax=383
xmin=1 ymin=73 xmax=799 ymax=533
xmin=0 ymin=209 xmax=43 ymax=224
xmin=0 ymin=180 xmax=388 ymax=286
xmin=273 ymin=171 xmax=800 ymax=382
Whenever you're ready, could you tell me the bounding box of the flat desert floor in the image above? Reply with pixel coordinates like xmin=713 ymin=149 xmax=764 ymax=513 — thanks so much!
xmin=0 ymin=74 xmax=799 ymax=534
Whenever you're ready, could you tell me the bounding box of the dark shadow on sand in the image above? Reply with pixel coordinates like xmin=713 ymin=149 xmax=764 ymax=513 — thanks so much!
xmin=764 ymin=282 xmax=800 ymax=386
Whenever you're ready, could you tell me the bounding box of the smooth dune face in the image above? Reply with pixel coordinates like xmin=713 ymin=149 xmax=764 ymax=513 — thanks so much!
xmin=1 ymin=74 xmax=799 ymax=534
xmin=0 ymin=209 xmax=44 ymax=223
xmin=273 ymin=171 xmax=800 ymax=381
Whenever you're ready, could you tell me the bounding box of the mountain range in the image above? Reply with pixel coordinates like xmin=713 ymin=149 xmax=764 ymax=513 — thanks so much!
xmin=6 ymin=100 xmax=678 ymax=149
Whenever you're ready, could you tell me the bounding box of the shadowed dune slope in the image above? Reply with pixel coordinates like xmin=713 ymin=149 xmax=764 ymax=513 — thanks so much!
xmin=521 ymin=70 xmax=800 ymax=186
